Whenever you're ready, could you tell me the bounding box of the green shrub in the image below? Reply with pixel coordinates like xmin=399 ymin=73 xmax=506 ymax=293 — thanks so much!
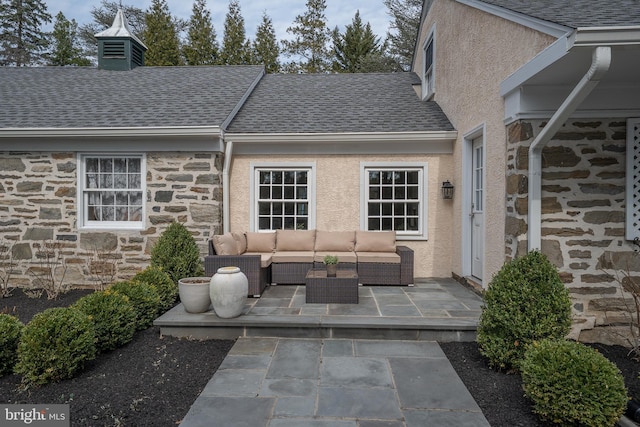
xmin=109 ymin=281 xmax=161 ymax=330
xmin=521 ymin=339 xmax=627 ymax=426
xmin=15 ymin=307 xmax=96 ymax=385
xmin=477 ymin=250 xmax=572 ymax=370
xmin=0 ymin=314 xmax=24 ymax=376
xmin=150 ymin=222 xmax=204 ymax=284
xmin=72 ymin=290 xmax=136 ymax=352
xmin=132 ymin=266 xmax=177 ymax=312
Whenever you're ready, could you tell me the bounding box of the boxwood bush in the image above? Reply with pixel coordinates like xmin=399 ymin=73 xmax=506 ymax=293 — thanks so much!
xmin=72 ymin=290 xmax=136 ymax=352
xmin=15 ymin=307 xmax=96 ymax=385
xmin=521 ymin=339 xmax=627 ymax=426
xmin=132 ymin=266 xmax=177 ymax=312
xmin=477 ymin=250 xmax=572 ymax=370
xmin=150 ymin=222 xmax=204 ymax=284
xmin=0 ymin=314 xmax=24 ymax=376
xmin=109 ymin=280 xmax=161 ymax=330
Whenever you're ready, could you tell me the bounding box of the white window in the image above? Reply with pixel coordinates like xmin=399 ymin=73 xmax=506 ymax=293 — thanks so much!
xmin=252 ymin=163 xmax=315 ymax=231
xmin=422 ymin=26 xmax=435 ymax=100
xmin=78 ymin=154 xmax=145 ymax=230
xmin=627 ymin=118 xmax=640 ymax=240
xmin=361 ymin=163 xmax=427 ymax=239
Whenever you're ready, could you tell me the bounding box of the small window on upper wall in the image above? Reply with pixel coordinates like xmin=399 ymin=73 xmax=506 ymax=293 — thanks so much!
xmin=78 ymin=154 xmax=145 ymax=230
xmin=422 ymin=27 xmax=435 ymax=100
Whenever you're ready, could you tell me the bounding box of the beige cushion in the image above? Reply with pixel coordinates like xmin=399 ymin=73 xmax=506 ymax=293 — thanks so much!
xmin=246 ymin=232 xmax=276 ymax=253
xmin=244 ymin=252 xmax=273 ymax=268
xmin=276 ymin=229 xmax=316 ymax=251
xmin=313 ymin=251 xmax=357 ymax=264
xmin=356 ymin=252 xmax=401 ymax=264
xmin=272 ymin=251 xmax=315 ymax=263
xmin=212 ymin=233 xmax=239 ymax=255
xmin=233 ymin=232 xmax=247 ymax=254
xmin=355 ymin=231 xmax=396 ymax=252
xmin=314 ymin=231 xmax=356 ymax=252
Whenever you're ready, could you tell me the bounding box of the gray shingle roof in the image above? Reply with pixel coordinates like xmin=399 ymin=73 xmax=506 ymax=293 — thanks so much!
xmin=0 ymin=66 xmax=263 ymax=129
xmin=479 ymin=0 xmax=640 ymax=28
xmin=226 ymin=72 xmax=454 ymax=134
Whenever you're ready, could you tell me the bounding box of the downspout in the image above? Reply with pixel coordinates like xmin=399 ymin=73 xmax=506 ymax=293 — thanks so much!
xmin=528 ymin=46 xmax=611 ymax=250
xmin=223 ymin=140 xmax=233 ymax=234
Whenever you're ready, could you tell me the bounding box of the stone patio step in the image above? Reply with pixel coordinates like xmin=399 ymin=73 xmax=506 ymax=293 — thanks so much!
xmin=154 ymin=278 xmax=482 ymax=342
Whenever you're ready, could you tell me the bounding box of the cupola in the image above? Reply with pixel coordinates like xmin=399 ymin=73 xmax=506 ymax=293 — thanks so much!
xmin=95 ymin=9 xmax=147 ymax=70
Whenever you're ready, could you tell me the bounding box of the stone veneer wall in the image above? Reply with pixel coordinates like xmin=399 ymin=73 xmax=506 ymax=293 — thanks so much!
xmin=505 ymin=119 xmax=640 ymax=344
xmin=0 ymin=151 xmax=223 ymax=288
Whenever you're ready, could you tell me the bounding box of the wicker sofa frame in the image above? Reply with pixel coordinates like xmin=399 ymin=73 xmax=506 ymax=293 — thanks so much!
xmin=205 ymin=239 xmax=414 ymax=297
xmin=205 ymin=240 xmax=270 ymax=297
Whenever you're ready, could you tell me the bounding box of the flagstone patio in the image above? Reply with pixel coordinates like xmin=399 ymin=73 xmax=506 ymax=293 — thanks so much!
xmin=155 ymin=278 xmax=483 ymax=342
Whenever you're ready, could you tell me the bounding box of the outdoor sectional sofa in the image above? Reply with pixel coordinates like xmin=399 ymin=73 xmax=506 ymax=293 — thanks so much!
xmin=205 ymin=229 xmax=414 ymax=297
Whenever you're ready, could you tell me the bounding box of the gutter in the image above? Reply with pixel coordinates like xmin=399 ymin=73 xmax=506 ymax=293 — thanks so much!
xmin=222 ymin=140 xmax=233 ymax=234
xmin=527 ymin=46 xmax=611 ymax=250
xmin=0 ymin=126 xmax=221 ymax=138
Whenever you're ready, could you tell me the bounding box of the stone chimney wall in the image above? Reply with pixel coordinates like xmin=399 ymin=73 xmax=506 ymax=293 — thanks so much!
xmin=506 ymin=119 xmax=640 ymax=344
xmin=0 ymin=151 xmax=222 ymax=289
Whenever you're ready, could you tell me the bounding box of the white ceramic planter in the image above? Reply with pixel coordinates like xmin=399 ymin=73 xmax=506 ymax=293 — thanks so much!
xmin=210 ymin=266 xmax=248 ymax=318
xmin=178 ymin=277 xmax=211 ymax=313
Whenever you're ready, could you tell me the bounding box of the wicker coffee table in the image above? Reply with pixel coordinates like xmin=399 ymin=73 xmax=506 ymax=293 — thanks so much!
xmin=305 ymin=268 xmax=359 ymax=304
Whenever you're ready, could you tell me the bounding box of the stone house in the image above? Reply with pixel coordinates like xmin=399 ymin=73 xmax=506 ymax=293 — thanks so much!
xmin=2 ymin=2 xmax=640 ymax=343
xmin=0 ymin=9 xmax=458 ymax=288
xmin=413 ymin=0 xmax=640 ymax=342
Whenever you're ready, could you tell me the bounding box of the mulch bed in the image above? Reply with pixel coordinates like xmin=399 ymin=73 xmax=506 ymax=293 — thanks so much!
xmin=1 ymin=288 xmax=639 ymax=426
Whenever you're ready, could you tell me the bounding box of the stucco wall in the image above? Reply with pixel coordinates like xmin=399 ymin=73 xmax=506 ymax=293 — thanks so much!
xmin=413 ymin=0 xmax=556 ymax=284
xmin=0 ymin=151 xmax=222 ymax=288
xmin=228 ymin=154 xmax=454 ymax=278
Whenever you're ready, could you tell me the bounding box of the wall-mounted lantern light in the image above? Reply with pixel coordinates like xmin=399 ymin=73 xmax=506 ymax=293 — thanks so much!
xmin=441 ymin=180 xmax=454 ymax=199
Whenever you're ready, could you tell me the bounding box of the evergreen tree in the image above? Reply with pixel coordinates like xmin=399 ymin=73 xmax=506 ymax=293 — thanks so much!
xmin=352 ymin=47 xmax=403 ymax=73
xmin=219 ymin=0 xmax=249 ymax=65
xmin=183 ymin=0 xmax=218 ymax=65
xmin=78 ymin=1 xmax=146 ymax=61
xmin=332 ymin=10 xmax=382 ymax=73
xmin=143 ymin=0 xmax=182 ymax=66
xmin=252 ymin=12 xmax=279 ymax=73
xmin=0 ymin=0 xmax=51 ymax=66
xmin=282 ymin=0 xmax=331 ymax=74
xmin=384 ymin=0 xmax=422 ymax=71
xmin=49 ymin=11 xmax=90 ymax=66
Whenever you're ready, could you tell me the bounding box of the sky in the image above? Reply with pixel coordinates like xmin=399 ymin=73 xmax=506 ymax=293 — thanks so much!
xmin=43 ymin=0 xmax=394 ymax=43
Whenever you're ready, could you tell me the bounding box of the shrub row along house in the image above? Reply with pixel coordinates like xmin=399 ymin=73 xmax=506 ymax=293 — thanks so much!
xmin=1 ymin=1 xmax=639 ymax=343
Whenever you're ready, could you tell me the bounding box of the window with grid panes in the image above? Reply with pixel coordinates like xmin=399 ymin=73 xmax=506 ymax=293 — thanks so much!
xmin=256 ymin=169 xmax=310 ymax=230
xmin=365 ymin=168 xmax=424 ymax=236
xmin=80 ymin=154 xmax=144 ymax=229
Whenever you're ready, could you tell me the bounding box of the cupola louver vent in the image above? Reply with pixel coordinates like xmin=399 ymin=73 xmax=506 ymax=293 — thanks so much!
xmin=103 ymin=41 xmax=125 ymax=58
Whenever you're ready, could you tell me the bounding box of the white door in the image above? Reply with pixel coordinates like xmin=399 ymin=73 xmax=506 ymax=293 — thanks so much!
xmin=471 ymin=137 xmax=484 ymax=280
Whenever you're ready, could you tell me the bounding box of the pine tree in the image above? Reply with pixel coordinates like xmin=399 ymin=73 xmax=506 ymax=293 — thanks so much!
xmin=49 ymin=12 xmax=90 ymax=66
xmin=220 ymin=0 xmax=249 ymax=65
xmin=0 ymin=0 xmax=51 ymax=66
xmin=384 ymin=0 xmax=422 ymax=71
xmin=252 ymin=12 xmax=279 ymax=73
xmin=332 ymin=11 xmax=382 ymax=73
xmin=282 ymin=0 xmax=331 ymax=74
xmin=183 ymin=0 xmax=218 ymax=65
xmin=77 ymin=1 xmax=146 ymax=60
xmin=143 ymin=0 xmax=182 ymax=66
